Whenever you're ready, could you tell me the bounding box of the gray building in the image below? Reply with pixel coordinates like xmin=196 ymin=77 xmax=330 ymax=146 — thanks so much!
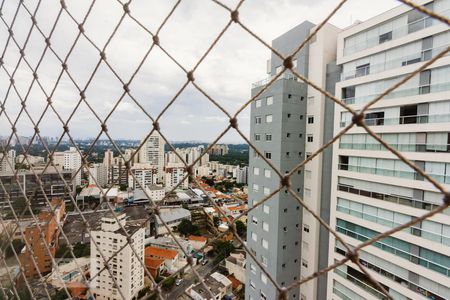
xmin=246 ymin=21 xmax=340 ymax=300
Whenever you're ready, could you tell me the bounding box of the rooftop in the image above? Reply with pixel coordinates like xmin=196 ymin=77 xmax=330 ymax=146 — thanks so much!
xmin=156 ymin=208 xmax=190 ymax=225
xmin=145 ymin=246 xmax=178 ymax=260
xmin=188 ymin=235 xmax=207 ymax=242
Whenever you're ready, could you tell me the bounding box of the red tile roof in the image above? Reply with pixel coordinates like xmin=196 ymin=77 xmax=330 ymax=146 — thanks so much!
xmin=188 ymin=235 xmax=207 ymax=242
xmin=145 ymin=246 xmax=178 ymax=260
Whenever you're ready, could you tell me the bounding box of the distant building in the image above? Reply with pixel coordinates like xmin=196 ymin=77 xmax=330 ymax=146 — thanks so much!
xmin=0 ymin=149 xmax=15 ymax=175
xmin=0 ymin=166 xmax=75 ymax=217
xmin=225 ymin=252 xmax=246 ymax=284
xmin=15 ymin=154 xmax=44 ymax=167
xmin=165 ymin=146 xmax=209 ymax=168
xmin=52 ymin=147 xmax=82 ymax=186
xmin=139 ymin=132 xmax=165 ymax=182
xmin=19 ymin=199 xmax=65 ymax=278
xmin=207 ymin=144 xmax=229 ymax=156
xmin=90 ymin=212 xmax=145 ymax=300
xmin=236 ymin=166 xmax=248 ymax=184
xmin=188 ymin=235 xmax=207 ymax=251
xmin=88 ymin=163 xmax=108 ymax=187
xmin=128 ymin=164 xmax=158 ymax=190
xmin=145 ymin=246 xmax=179 ymax=274
xmin=187 ymin=272 xmax=232 ymax=300
xmin=164 ymin=166 xmax=188 ymax=190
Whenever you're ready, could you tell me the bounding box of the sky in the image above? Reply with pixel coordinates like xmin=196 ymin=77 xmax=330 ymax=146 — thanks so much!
xmin=0 ymin=0 xmax=399 ymax=143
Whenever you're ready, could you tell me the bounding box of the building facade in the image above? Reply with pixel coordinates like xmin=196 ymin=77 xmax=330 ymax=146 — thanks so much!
xmin=0 ymin=150 xmax=15 ymax=175
xmin=90 ymin=213 xmax=145 ymax=300
xmin=52 ymin=147 xmax=82 ymax=186
xmin=139 ymin=132 xmax=165 ymax=182
xmin=246 ymin=20 xmax=341 ymax=300
xmin=328 ymin=1 xmax=450 ymax=299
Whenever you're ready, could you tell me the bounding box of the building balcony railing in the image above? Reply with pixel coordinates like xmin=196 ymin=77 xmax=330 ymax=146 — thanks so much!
xmin=342 ymin=81 xmax=450 ymax=105
xmin=334 ymin=268 xmax=388 ymax=299
xmin=337 ymin=183 xmax=449 ymax=215
xmin=339 ymin=142 xmax=450 ymax=153
xmin=340 ymin=44 xmax=450 ymax=81
xmin=343 ymin=9 xmax=450 ymax=56
xmin=338 ymin=163 xmax=450 ymax=185
xmin=251 ymin=73 xmax=299 ymax=89
xmin=340 ymin=113 xmax=450 ymax=127
xmin=336 ymin=225 xmax=450 ymax=277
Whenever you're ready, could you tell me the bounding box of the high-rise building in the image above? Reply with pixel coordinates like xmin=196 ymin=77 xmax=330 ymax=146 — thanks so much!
xmin=207 ymin=144 xmax=229 ymax=156
xmin=90 ymin=212 xmax=145 ymax=300
xmin=88 ymin=163 xmax=108 ymax=187
xmin=139 ymin=132 xmax=165 ymax=182
xmin=128 ymin=164 xmax=158 ymax=190
xmin=236 ymin=166 xmax=248 ymax=184
xmin=328 ymin=1 xmax=450 ymax=299
xmin=52 ymin=147 xmax=82 ymax=186
xmin=246 ymin=21 xmax=340 ymax=300
xmin=0 ymin=149 xmax=15 ymax=175
xmin=165 ymin=166 xmax=188 ymax=190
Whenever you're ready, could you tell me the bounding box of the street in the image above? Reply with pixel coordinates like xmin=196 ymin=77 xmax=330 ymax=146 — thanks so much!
xmin=166 ymin=259 xmax=218 ymax=299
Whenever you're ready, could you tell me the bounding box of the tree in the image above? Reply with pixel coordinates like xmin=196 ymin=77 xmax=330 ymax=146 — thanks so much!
xmin=235 ymin=220 xmax=246 ymax=237
xmin=204 ymin=178 xmax=215 ymax=187
xmin=177 ymin=219 xmax=200 ymax=236
xmin=213 ymin=216 xmax=220 ymax=227
xmin=212 ymin=240 xmax=234 ymax=263
xmin=162 ymin=277 xmax=175 ymax=290
xmin=119 ymin=184 xmax=128 ymax=191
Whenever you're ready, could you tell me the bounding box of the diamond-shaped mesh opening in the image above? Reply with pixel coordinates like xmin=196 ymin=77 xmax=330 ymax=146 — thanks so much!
xmin=0 ymin=0 xmax=449 ymax=299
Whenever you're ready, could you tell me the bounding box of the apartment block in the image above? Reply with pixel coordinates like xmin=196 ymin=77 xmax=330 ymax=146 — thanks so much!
xmin=90 ymin=212 xmax=145 ymax=300
xmin=139 ymin=132 xmax=165 ymax=182
xmin=52 ymin=147 xmax=82 ymax=186
xmin=246 ymin=21 xmax=340 ymax=300
xmin=328 ymin=1 xmax=450 ymax=299
xmin=0 ymin=150 xmax=15 ymax=175
xmin=0 ymin=166 xmax=75 ymax=217
xmin=19 ymin=199 xmax=65 ymax=278
xmin=165 ymin=166 xmax=189 ymax=190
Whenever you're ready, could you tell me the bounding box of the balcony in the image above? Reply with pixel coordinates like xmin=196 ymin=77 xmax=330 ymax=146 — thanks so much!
xmin=340 ymin=113 xmax=450 ymax=127
xmin=338 ymin=163 xmax=450 ymax=185
xmin=343 ymin=9 xmax=450 ymax=56
xmin=340 ymin=43 xmax=450 ymax=81
xmin=342 ymin=81 xmax=450 ymax=105
xmin=252 ymin=73 xmax=299 ymax=89
xmin=339 ymin=142 xmax=450 ymax=153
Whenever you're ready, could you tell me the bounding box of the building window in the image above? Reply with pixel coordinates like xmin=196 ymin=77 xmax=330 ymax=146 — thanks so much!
xmin=261 ymin=256 xmax=268 ymax=266
xmin=299 ymin=133 xmax=303 ymax=138
xmin=286 ymin=152 xmax=290 ymax=157
xmin=253 ymin=184 xmax=259 ymax=192
xmin=265 ymin=152 xmax=272 ymax=159
xmin=307 ymin=116 xmax=314 ymax=124
xmin=265 ymin=115 xmax=273 ymax=123
xmin=302 ymin=259 xmax=308 ymax=268
xmin=266 ymin=96 xmax=273 ymax=105
xmin=304 ymin=188 xmax=311 ymax=198
xmin=262 ymin=239 xmax=268 ymax=249
xmin=263 ymin=205 xmax=270 ymax=214
xmin=300 ymin=115 xmax=303 ymax=120
xmin=263 ymin=187 xmax=270 ymax=195
xmin=287 ymin=132 xmax=291 ymax=138
xmin=264 ymin=169 xmax=271 ymax=178
xmin=276 ymin=66 xmax=283 ymax=74
xmin=253 ymin=167 xmax=260 ymax=175
xmin=293 ymin=59 xmax=297 ymax=68
xmin=250 ymin=280 xmax=255 ymax=290
xmin=303 ymin=224 xmax=310 ymax=233
xmin=250 ymin=263 xmax=256 ymax=274
xmin=287 ymin=113 xmax=291 ymax=118
xmin=252 ymin=232 xmax=257 ymax=242
xmin=283 ymin=226 xmax=287 ymax=232
xmin=255 ymin=116 xmax=262 ymax=124
xmin=255 ymin=134 xmax=261 ymax=141
xmin=252 ymin=216 xmax=258 ymax=225
xmin=283 ymin=208 xmax=287 ymax=213
xmin=307 ymin=135 xmax=313 ymax=142
xmin=263 ymin=221 xmax=269 ymax=232
xmin=255 ymin=99 xmax=262 ymax=107
xmin=261 ymin=273 xmax=268 ymax=284
xmin=265 ymin=134 xmax=272 ymax=141
xmin=261 ymin=291 xmax=267 ymax=300
xmin=379 ymin=31 xmax=392 ymax=44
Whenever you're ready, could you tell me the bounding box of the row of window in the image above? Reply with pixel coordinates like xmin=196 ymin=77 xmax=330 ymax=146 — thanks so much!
xmin=255 ymin=96 xmax=273 ymax=108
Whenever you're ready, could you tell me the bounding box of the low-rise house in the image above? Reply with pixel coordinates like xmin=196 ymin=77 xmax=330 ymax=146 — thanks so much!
xmin=187 ymin=272 xmax=232 ymax=300
xmin=225 ymin=252 xmax=246 ymax=284
xmin=146 ymin=235 xmax=193 ymax=259
xmin=145 ymin=246 xmax=179 ymax=274
xmin=144 ymin=258 xmax=165 ymax=279
xmin=188 ymin=235 xmax=207 ymax=252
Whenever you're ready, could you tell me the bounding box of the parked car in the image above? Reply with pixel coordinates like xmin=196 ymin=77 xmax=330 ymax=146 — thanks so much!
xmin=175 ymin=278 xmax=183 ymax=286
xmin=201 ymin=259 xmax=209 ymax=266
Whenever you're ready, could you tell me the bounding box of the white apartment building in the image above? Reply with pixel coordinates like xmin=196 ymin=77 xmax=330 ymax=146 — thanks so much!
xmin=139 ymin=132 xmax=165 ymax=182
xmin=165 ymin=165 xmax=188 ymax=190
xmin=53 ymin=147 xmax=82 ymax=186
xmin=328 ymin=1 xmax=450 ymax=299
xmin=90 ymin=212 xmax=145 ymax=300
xmin=128 ymin=164 xmax=158 ymax=189
xmin=0 ymin=150 xmax=15 ymax=175
xmin=88 ymin=163 xmax=108 ymax=187
xmin=165 ymin=146 xmax=209 ymax=168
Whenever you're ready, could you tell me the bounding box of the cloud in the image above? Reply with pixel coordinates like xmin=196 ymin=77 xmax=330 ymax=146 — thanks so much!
xmin=0 ymin=0 xmax=399 ymax=143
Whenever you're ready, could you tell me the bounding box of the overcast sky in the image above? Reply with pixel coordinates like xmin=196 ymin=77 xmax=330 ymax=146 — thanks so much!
xmin=0 ymin=0 xmax=399 ymax=143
